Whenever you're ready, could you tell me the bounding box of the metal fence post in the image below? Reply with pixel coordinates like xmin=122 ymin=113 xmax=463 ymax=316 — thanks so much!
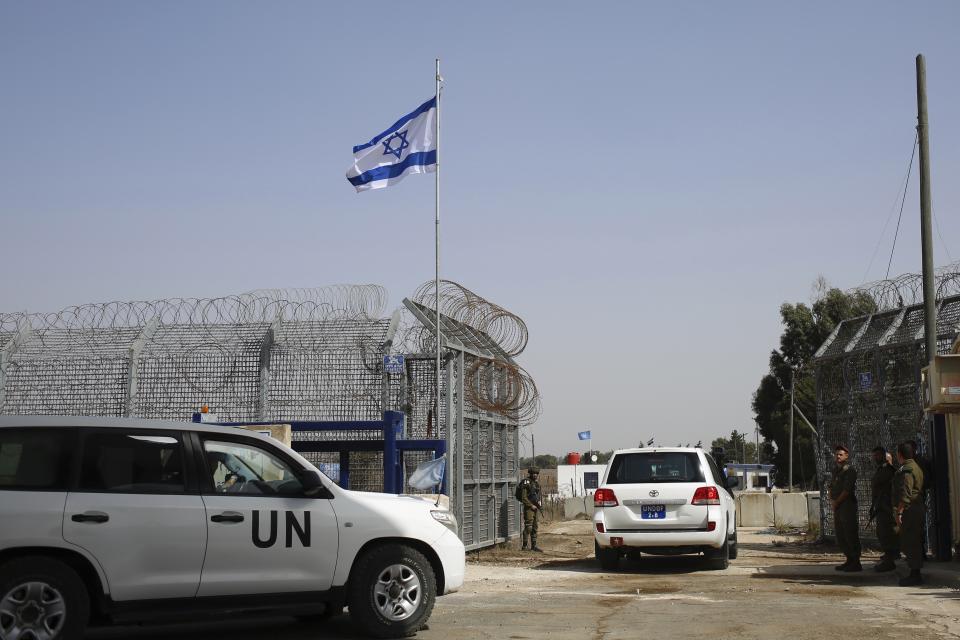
xmin=124 ymin=317 xmax=159 ymax=417
xmin=383 ymin=411 xmax=402 ymax=493
xmin=257 ymin=318 xmax=279 ymax=421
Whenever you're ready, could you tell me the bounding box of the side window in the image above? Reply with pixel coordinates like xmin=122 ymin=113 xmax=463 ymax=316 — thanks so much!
xmin=79 ymin=432 xmax=186 ymax=494
xmin=202 ymin=439 xmax=304 ymax=496
xmin=705 ymin=455 xmax=725 ymax=486
xmin=0 ymin=428 xmax=73 ymax=490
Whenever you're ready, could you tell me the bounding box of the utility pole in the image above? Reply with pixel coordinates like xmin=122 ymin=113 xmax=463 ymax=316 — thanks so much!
xmin=916 ymin=54 xmax=937 ymax=363
xmin=532 ymin=432 xmax=536 ymax=461
xmin=789 ymin=368 xmax=795 ymax=492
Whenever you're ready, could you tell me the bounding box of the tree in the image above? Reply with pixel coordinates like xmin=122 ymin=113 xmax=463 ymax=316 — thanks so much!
xmin=710 ymin=431 xmax=759 ymax=464
xmin=519 ymin=454 xmax=558 ymax=470
xmin=752 ymin=281 xmax=876 ymax=488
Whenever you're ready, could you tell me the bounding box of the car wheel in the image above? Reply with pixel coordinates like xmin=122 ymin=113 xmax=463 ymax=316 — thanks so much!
xmin=347 ymin=544 xmax=436 ymax=639
xmin=705 ymin=536 xmax=730 ymax=570
xmin=595 ymin=541 xmax=620 ymax=571
xmin=728 ymin=528 xmax=739 ymax=560
xmin=0 ymin=556 xmax=89 ymax=640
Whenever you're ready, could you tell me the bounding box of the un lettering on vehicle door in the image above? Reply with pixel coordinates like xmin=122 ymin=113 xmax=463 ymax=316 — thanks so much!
xmin=197 ymin=438 xmax=338 ymax=597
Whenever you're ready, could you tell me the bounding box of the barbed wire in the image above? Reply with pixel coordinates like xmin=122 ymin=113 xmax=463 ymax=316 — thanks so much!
xmin=852 ymin=262 xmax=960 ymax=311
xmin=0 ymin=282 xmax=540 ymax=426
xmin=0 ymin=286 xmax=392 ymax=421
xmin=403 ymin=280 xmax=540 ymax=425
xmin=411 ymin=280 xmax=528 ymax=356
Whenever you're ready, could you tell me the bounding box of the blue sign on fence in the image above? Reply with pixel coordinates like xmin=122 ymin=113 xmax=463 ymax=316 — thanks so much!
xmin=859 ymin=372 xmax=873 ymax=390
xmin=384 ymin=355 xmax=405 ymax=374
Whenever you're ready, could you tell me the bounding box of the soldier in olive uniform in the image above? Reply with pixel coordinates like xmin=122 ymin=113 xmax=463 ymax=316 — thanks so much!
xmin=519 ymin=467 xmax=543 ymax=552
xmin=870 ymin=446 xmax=899 ymax=572
xmin=894 ymin=441 xmax=925 ymax=586
xmin=829 ymin=444 xmax=862 ymax=571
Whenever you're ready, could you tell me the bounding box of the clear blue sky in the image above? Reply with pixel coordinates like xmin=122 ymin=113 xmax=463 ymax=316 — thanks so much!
xmin=2 ymin=1 xmax=958 ymax=456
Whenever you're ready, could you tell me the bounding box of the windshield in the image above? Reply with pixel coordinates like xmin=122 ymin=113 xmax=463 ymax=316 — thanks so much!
xmin=606 ymin=452 xmax=706 ymax=484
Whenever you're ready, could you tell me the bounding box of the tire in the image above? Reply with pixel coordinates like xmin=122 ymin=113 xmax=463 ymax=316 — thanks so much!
xmin=728 ymin=528 xmax=739 ymax=560
xmin=0 ymin=556 xmax=90 ymax=640
xmin=705 ymin=537 xmax=730 ymax=571
xmin=347 ymin=544 xmax=436 ymax=639
xmin=595 ymin=541 xmax=620 ymax=571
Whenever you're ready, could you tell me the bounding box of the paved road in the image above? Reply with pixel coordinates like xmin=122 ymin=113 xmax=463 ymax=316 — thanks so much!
xmin=86 ymin=527 xmax=960 ymax=640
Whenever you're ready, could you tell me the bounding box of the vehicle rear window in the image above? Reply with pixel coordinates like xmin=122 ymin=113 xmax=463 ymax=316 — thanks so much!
xmin=606 ymin=452 xmax=706 ymax=484
xmin=0 ymin=428 xmax=74 ymax=490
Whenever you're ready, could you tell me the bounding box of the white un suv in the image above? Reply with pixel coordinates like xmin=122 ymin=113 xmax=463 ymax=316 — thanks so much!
xmin=0 ymin=416 xmax=464 ymax=639
xmin=593 ymin=447 xmax=737 ymax=570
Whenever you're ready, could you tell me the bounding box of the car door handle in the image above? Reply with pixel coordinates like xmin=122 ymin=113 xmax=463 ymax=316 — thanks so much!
xmin=71 ymin=512 xmax=109 ymax=524
xmin=211 ymin=512 xmax=244 ymax=524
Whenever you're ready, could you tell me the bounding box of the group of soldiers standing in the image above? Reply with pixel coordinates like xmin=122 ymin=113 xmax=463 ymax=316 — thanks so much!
xmin=829 ymin=441 xmax=928 ymax=586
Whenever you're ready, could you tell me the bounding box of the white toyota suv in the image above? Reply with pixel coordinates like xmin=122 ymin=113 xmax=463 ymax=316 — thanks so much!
xmin=0 ymin=416 xmax=464 ymax=639
xmin=593 ymin=447 xmax=737 ymax=570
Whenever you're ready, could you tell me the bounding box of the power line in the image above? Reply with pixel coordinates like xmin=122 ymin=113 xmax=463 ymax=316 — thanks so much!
xmin=861 ymin=134 xmax=919 ymax=284
xmin=933 ymin=207 xmax=954 ymax=263
xmin=885 ymin=135 xmax=919 ymax=280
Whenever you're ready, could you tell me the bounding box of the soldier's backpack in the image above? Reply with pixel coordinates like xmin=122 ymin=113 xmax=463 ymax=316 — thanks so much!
xmin=515 ymin=478 xmax=529 ymax=502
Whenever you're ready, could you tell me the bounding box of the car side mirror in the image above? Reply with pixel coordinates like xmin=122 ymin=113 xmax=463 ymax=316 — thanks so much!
xmin=301 ymin=470 xmax=329 ymax=498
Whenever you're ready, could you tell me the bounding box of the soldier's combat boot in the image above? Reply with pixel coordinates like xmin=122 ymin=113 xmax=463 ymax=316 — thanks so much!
xmin=874 ymin=556 xmax=896 ymax=572
xmin=898 ymin=570 xmax=922 ymax=587
xmin=834 ymin=561 xmax=850 ymax=571
xmin=841 ymin=560 xmax=863 ymax=572
xmin=521 ymin=532 xmax=528 ymax=550
xmin=530 ymin=536 xmax=544 ymax=553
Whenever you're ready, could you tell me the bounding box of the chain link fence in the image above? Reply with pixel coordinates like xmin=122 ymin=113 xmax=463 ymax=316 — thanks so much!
xmin=0 ymin=282 xmax=536 ymax=550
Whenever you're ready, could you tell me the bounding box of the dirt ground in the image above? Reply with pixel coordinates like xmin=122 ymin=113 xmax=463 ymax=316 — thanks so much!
xmin=423 ymin=520 xmax=960 ymax=640
xmin=89 ymin=520 xmax=960 ymax=640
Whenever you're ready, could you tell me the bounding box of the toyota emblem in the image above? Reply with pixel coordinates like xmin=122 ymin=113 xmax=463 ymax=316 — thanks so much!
xmin=649 ymin=489 xmax=659 ymax=497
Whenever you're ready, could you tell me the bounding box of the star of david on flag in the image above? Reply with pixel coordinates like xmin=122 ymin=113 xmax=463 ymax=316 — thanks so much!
xmin=346 ymin=96 xmax=437 ymax=192
xmin=578 ymin=430 xmax=591 ymax=441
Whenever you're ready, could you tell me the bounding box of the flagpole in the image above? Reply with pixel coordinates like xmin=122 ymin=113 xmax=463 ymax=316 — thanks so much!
xmin=435 ymin=58 xmax=444 ymax=494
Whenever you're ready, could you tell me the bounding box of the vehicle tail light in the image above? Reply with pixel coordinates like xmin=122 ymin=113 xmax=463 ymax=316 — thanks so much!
xmin=594 ymin=488 xmax=619 ymax=507
xmin=596 ymin=522 xmax=605 ymax=533
xmin=691 ymin=486 xmax=720 ymax=505
xmin=707 ymin=521 xmax=717 ymax=531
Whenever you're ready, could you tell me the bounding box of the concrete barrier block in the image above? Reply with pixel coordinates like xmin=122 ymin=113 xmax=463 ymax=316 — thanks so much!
xmin=563 ymin=496 xmax=594 ymax=519
xmin=736 ymin=492 xmax=774 ymax=526
xmin=773 ymin=492 xmax=808 ymax=527
xmin=806 ymin=492 xmax=821 ymax=530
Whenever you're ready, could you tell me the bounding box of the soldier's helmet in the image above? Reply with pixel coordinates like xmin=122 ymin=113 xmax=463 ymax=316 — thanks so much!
xmin=527 ymin=467 xmax=540 ymax=476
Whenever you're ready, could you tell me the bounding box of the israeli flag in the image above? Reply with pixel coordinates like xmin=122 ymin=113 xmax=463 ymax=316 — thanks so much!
xmin=346 ymin=96 xmax=437 ymax=192
xmin=408 ymin=454 xmax=446 ymax=490
xmin=578 ymin=430 xmax=591 ymax=441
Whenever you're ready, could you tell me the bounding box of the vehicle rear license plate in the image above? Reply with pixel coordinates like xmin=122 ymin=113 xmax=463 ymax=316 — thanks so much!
xmin=641 ymin=505 xmax=665 ymax=519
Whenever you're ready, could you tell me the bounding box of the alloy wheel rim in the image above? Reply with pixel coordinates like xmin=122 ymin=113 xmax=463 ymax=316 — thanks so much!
xmin=372 ymin=563 xmax=422 ymax=622
xmin=0 ymin=582 xmax=67 ymax=640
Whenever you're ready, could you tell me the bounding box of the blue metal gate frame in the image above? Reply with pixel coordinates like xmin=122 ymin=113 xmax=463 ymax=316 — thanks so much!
xmin=192 ymin=410 xmax=447 ymax=494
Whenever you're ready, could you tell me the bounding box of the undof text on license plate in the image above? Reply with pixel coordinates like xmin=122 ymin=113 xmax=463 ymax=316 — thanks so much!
xmin=641 ymin=505 xmax=665 ymax=519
